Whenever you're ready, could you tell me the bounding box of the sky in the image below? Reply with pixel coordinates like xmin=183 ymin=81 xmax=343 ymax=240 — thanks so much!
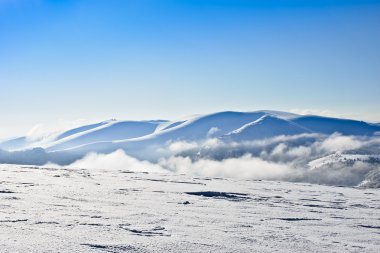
xmin=1 ymin=0 xmax=380 ymax=139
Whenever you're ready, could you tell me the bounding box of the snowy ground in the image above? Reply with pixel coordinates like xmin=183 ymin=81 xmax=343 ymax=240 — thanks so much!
xmin=0 ymin=164 xmax=379 ymax=252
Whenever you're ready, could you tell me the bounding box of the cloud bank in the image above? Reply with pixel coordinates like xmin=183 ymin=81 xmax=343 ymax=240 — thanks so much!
xmin=1 ymin=133 xmax=379 ymax=188
xmin=61 ymin=133 xmax=380 ymax=187
xmin=68 ymin=150 xmax=165 ymax=173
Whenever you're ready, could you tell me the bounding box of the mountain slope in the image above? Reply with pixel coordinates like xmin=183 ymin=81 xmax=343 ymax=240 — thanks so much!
xmin=50 ymin=111 xmax=380 ymax=160
xmin=53 ymin=111 xmax=276 ymax=159
xmin=293 ymin=116 xmax=380 ymax=136
xmin=0 ymin=137 xmax=28 ymax=151
xmin=55 ymin=121 xmax=111 ymax=140
xmin=0 ymin=121 xmax=112 ymax=151
xmin=222 ymin=115 xmax=312 ymax=142
xmin=3 ymin=110 xmax=380 ymax=162
xmin=46 ymin=120 xmax=166 ymax=152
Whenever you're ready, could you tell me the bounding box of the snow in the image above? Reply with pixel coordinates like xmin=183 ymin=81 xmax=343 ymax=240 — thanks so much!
xmin=293 ymin=116 xmax=379 ymax=136
xmin=308 ymin=153 xmax=380 ymax=170
xmin=2 ymin=111 xmax=380 ymax=156
xmin=56 ymin=111 xmax=380 ymax=156
xmin=0 ymin=164 xmax=379 ymax=252
xmin=45 ymin=120 xmax=165 ymax=152
xmin=0 ymin=137 xmax=28 ymax=151
xmin=222 ymin=115 xmax=312 ymax=141
xmin=0 ymin=110 xmax=379 ymax=189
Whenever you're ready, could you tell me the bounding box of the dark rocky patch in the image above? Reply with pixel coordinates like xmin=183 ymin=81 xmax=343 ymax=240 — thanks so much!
xmin=79 ymin=223 xmax=109 ymax=227
xmin=0 ymin=219 xmax=28 ymax=223
xmin=350 ymin=204 xmax=369 ymax=208
xmin=35 ymin=221 xmax=60 ymax=225
xmin=0 ymin=190 xmax=15 ymax=194
xmin=137 ymin=178 xmax=205 ymax=185
xmin=185 ymin=191 xmax=250 ymax=200
xmin=119 ymin=224 xmax=169 ymax=237
xmin=275 ymin=218 xmax=322 ymax=222
xmin=81 ymin=243 xmax=139 ymax=252
xmin=303 ymin=204 xmax=345 ymax=210
xmin=358 ymin=224 xmax=380 ymax=230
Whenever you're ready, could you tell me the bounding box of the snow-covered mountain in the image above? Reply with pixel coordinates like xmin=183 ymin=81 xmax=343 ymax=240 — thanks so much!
xmin=0 ymin=136 xmax=28 ymax=151
xmin=0 ymin=121 xmax=111 ymax=151
xmin=221 ymin=115 xmax=312 ymax=142
xmin=292 ymin=116 xmax=379 ymax=136
xmin=1 ymin=110 xmax=380 ymax=155
xmin=1 ymin=110 xmax=379 ymax=188
xmin=46 ymin=120 xmax=166 ymax=152
xmin=0 ymin=120 xmax=166 ymax=152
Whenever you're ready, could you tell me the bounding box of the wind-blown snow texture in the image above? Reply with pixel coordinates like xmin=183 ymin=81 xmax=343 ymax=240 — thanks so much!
xmin=1 ymin=110 xmax=380 ymax=187
xmin=0 ymin=164 xmax=379 ymax=252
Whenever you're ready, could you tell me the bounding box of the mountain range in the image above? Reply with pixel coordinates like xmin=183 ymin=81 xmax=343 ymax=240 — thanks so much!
xmin=1 ymin=110 xmax=379 ymax=157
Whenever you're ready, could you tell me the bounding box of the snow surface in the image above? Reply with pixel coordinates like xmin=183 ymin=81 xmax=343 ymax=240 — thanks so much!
xmin=0 ymin=164 xmax=379 ymax=252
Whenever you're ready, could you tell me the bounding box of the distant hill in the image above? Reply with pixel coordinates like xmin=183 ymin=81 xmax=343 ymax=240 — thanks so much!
xmin=1 ymin=110 xmax=379 ymax=161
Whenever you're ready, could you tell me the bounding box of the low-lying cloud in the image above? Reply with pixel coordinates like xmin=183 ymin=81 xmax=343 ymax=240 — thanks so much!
xmin=162 ymin=154 xmax=291 ymax=180
xmin=68 ymin=150 xmax=165 ymax=173
xmin=1 ymin=133 xmax=379 ymax=187
xmin=62 ymin=133 xmax=380 ymax=187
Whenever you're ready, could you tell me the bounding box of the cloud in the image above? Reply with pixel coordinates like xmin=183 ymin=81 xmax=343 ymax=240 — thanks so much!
xmin=62 ymin=149 xmax=292 ymax=180
xmin=1 ymin=132 xmax=379 ymax=187
xmin=56 ymin=132 xmax=380 ymax=187
xmin=68 ymin=150 xmax=165 ymax=173
xmin=319 ymin=134 xmax=363 ymax=152
xmin=207 ymin=127 xmax=220 ymax=138
xmin=167 ymin=141 xmax=198 ymax=153
xmin=159 ymin=154 xmax=291 ymax=180
xmin=158 ymin=134 xmax=380 ymax=186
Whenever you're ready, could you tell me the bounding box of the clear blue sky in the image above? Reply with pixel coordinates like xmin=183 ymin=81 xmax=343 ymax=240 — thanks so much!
xmin=1 ymin=0 xmax=380 ymax=138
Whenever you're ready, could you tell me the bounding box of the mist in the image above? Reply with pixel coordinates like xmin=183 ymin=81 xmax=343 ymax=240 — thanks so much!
xmin=1 ymin=133 xmax=379 ymax=187
xmin=54 ymin=133 xmax=380 ymax=187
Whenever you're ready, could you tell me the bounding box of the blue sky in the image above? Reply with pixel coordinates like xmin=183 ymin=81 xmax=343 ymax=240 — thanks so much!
xmin=1 ymin=0 xmax=380 ymax=138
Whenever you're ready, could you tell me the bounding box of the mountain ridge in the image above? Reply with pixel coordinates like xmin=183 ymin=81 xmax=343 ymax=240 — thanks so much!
xmin=1 ymin=110 xmax=380 ymax=156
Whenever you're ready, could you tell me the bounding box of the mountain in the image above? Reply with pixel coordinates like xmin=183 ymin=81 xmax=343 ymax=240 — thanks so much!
xmin=114 ymin=110 xmax=301 ymax=144
xmin=0 ymin=121 xmax=112 ymax=151
xmin=46 ymin=111 xmax=380 ymax=161
xmin=0 ymin=137 xmax=28 ymax=151
xmin=308 ymin=153 xmax=380 ymax=170
xmin=222 ymin=115 xmax=312 ymax=142
xmin=293 ymin=116 xmax=379 ymax=136
xmin=46 ymin=120 xmax=167 ymax=152
xmin=55 ymin=121 xmax=111 ymax=140
xmin=1 ymin=110 xmax=380 ymax=161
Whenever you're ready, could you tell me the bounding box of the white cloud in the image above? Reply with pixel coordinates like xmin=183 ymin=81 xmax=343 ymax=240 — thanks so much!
xmin=271 ymin=143 xmax=287 ymax=156
xmin=68 ymin=150 xmax=165 ymax=173
xmin=319 ymin=134 xmax=362 ymax=152
xmin=2 ymin=132 xmax=378 ymax=187
xmin=167 ymin=141 xmax=198 ymax=153
xmin=159 ymin=154 xmax=291 ymax=180
xmin=286 ymin=145 xmax=311 ymax=157
xmin=207 ymin=127 xmax=220 ymax=137
xmin=64 ymin=149 xmax=292 ymax=180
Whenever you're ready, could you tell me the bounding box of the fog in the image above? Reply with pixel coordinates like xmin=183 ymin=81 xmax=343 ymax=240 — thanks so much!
xmin=1 ymin=133 xmax=379 ymax=187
